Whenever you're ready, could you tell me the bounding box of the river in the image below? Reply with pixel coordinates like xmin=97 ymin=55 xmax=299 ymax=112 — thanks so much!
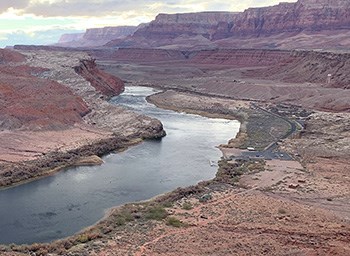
xmin=0 ymin=86 xmax=240 ymax=244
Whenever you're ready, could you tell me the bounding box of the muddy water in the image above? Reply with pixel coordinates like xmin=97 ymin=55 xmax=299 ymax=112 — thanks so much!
xmin=0 ymin=86 xmax=240 ymax=244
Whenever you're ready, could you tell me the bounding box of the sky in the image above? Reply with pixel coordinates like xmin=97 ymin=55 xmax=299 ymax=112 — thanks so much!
xmin=0 ymin=0 xmax=296 ymax=47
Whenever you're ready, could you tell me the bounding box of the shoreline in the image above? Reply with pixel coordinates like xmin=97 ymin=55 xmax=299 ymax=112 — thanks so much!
xmin=0 ymin=135 xmax=154 ymax=190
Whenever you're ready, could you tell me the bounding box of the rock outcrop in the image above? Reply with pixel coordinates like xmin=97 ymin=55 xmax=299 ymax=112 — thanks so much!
xmin=107 ymin=0 xmax=350 ymax=50
xmin=74 ymin=58 xmax=125 ymax=97
xmin=0 ymin=48 xmax=26 ymax=64
xmin=0 ymin=63 xmax=89 ymax=130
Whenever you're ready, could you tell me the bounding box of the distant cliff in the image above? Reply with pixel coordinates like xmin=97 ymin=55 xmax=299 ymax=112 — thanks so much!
xmin=58 ymin=33 xmax=84 ymax=44
xmin=107 ymin=0 xmax=350 ymax=50
xmin=56 ymin=26 xmax=137 ymax=47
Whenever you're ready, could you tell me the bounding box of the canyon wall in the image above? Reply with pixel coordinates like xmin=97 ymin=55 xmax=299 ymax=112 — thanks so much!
xmin=106 ymin=0 xmax=350 ymax=50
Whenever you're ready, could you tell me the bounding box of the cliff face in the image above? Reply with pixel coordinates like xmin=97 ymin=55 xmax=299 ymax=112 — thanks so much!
xmin=229 ymin=0 xmax=350 ymax=37
xmin=74 ymin=59 xmax=125 ymax=97
xmin=83 ymin=26 xmax=137 ymax=41
xmin=108 ymin=0 xmax=350 ymax=50
xmin=134 ymin=12 xmax=237 ymax=40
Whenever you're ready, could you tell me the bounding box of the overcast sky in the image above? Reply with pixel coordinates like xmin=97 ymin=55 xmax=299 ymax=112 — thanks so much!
xmin=0 ymin=0 xmax=296 ymax=47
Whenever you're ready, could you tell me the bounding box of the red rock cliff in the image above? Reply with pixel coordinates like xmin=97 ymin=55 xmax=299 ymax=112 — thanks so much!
xmin=74 ymin=58 xmax=125 ymax=97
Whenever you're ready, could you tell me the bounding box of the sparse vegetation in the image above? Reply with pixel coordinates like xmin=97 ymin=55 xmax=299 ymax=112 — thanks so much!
xmin=115 ymin=212 xmax=133 ymax=226
xmin=76 ymin=234 xmax=89 ymax=243
xmin=166 ymin=217 xmax=184 ymax=227
xmin=182 ymin=202 xmax=193 ymax=210
xmin=145 ymin=206 xmax=168 ymax=220
xmin=214 ymin=159 xmax=264 ymax=185
xmin=162 ymin=201 xmax=174 ymax=208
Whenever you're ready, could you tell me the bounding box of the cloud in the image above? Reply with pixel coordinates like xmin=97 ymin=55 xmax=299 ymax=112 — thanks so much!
xmin=25 ymin=0 xmax=156 ymax=17
xmin=1 ymin=0 xmax=297 ymax=17
xmin=0 ymin=0 xmax=29 ymax=13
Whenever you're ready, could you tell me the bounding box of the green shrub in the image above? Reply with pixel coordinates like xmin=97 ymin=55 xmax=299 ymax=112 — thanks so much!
xmin=182 ymin=202 xmax=193 ymax=210
xmin=145 ymin=206 xmax=168 ymax=220
xmin=162 ymin=201 xmax=174 ymax=208
xmin=166 ymin=217 xmax=183 ymax=228
xmin=76 ymin=234 xmax=89 ymax=243
xmin=115 ymin=211 xmax=134 ymax=226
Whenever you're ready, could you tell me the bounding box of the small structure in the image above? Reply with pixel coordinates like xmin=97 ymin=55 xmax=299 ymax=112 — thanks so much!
xmin=327 ymin=74 xmax=332 ymax=84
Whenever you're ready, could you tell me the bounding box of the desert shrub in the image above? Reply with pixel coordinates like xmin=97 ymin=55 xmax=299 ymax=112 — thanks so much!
xmin=114 ymin=210 xmax=134 ymax=226
xmin=182 ymin=202 xmax=193 ymax=210
xmin=76 ymin=234 xmax=89 ymax=243
xmin=145 ymin=206 xmax=168 ymax=220
xmin=162 ymin=201 xmax=173 ymax=208
xmin=166 ymin=217 xmax=183 ymax=227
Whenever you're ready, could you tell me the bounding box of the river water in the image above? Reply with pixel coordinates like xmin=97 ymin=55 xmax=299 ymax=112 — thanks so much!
xmin=0 ymin=86 xmax=240 ymax=244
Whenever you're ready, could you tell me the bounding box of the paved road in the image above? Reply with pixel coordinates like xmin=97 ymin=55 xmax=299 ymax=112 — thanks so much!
xmin=233 ymin=104 xmax=300 ymax=161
